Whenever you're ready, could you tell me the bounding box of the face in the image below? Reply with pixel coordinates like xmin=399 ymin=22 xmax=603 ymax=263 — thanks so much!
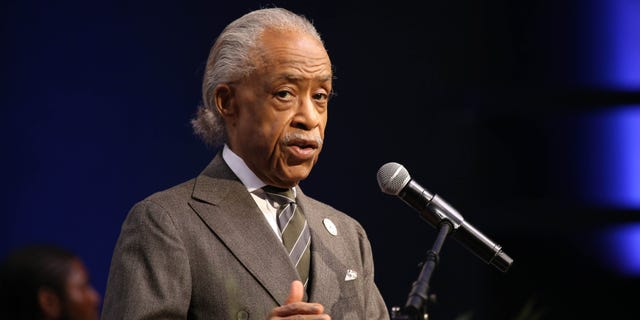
xmin=62 ymin=259 xmax=101 ymax=320
xmin=219 ymin=28 xmax=333 ymax=188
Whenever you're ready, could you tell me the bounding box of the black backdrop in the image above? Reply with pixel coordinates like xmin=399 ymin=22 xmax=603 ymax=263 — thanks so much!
xmin=2 ymin=0 xmax=639 ymax=318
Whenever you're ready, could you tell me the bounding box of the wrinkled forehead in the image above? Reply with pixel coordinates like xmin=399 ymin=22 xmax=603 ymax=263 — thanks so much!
xmin=252 ymin=28 xmax=332 ymax=77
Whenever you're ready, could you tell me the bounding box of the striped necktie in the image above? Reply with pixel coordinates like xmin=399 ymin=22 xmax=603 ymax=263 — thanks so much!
xmin=263 ymin=186 xmax=311 ymax=289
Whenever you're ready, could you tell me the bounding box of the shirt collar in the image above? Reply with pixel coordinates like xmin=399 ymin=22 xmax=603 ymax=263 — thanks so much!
xmin=222 ymin=145 xmax=297 ymax=197
xmin=222 ymin=144 xmax=265 ymax=192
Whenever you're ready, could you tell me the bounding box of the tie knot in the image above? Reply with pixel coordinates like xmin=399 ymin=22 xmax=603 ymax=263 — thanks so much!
xmin=262 ymin=185 xmax=295 ymax=204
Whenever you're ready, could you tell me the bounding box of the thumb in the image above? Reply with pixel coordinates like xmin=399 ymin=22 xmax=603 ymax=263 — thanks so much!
xmin=284 ymin=280 xmax=304 ymax=304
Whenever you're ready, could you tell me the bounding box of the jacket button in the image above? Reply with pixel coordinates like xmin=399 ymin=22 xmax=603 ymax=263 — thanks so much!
xmin=237 ymin=310 xmax=249 ymax=320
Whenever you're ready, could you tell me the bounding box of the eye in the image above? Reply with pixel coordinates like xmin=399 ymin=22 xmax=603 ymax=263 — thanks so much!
xmin=274 ymin=90 xmax=293 ymax=100
xmin=313 ymin=92 xmax=329 ymax=102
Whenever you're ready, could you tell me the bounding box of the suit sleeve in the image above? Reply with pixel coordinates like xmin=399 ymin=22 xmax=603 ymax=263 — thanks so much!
xmin=357 ymin=225 xmax=390 ymax=320
xmin=102 ymin=200 xmax=192 ymax=319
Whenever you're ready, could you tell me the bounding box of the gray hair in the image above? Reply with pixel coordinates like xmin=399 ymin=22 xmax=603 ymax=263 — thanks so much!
xmin=191 ymin=7 xmax=324 ymax=147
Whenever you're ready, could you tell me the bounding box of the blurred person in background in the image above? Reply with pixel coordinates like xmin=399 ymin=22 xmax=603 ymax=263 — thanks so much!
xmin=0 ymin=244 xmax=101 ymax=320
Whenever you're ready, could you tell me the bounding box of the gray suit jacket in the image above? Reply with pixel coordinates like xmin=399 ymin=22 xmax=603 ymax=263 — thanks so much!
xmin=102 ymin=153 xmax=389 ymax=319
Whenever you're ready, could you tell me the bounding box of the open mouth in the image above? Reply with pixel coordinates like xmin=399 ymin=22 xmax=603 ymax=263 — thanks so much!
xmin=285 ymin=137 xmax=321 ymax=159
xmin=289 ymin=139 xmax=319 ymax=150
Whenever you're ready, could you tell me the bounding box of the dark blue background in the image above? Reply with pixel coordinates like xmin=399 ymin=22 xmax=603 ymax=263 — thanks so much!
xmin=3 ymin=1 xmax=639 ymax=318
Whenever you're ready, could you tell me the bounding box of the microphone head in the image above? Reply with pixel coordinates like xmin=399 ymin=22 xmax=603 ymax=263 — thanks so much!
xmin=377 ymin=162 xmax=411 ymax=195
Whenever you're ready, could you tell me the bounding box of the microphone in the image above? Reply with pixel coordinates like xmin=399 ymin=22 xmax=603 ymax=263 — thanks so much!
xmin=377 ymin=162 xmax=513 ymax=272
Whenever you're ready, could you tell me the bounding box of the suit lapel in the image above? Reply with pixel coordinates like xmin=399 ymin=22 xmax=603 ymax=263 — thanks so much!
xmin=188 ymin=154 xmax=299 ymax=306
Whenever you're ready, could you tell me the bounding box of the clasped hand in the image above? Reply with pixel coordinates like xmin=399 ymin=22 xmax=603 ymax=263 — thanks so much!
xmin=268 ymin=280 xmax=331 ymax=320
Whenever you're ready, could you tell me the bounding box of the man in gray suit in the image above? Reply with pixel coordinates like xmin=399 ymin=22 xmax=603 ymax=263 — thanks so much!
xmin=102 ymin=7 xmax=389 ymax=320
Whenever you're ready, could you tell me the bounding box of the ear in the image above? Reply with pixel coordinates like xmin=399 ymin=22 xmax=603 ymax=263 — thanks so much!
xmin=214 ymin=84 xmax=236 ymax=122
xmin=38 ymin=287 xmax=61 ymax=319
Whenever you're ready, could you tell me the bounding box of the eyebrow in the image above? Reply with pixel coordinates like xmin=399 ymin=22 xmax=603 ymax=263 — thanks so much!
xmin=278 ymin=73 xmax=332 ymax=83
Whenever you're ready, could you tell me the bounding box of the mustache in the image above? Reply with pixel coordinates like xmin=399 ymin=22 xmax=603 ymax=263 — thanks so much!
xmin=282 ymin=131 xmax=323 ymax=147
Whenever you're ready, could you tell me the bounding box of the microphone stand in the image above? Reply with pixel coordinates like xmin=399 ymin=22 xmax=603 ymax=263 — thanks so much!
xmin=391 ymin=221 xmax=452 ymax=320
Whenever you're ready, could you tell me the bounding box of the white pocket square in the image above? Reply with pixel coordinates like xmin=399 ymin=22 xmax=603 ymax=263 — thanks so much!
xmin=344 ymin=269 xmax=358 ymax=281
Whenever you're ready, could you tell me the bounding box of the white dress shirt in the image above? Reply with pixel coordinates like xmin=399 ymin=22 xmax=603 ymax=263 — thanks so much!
xmin=222 ymin=144 xmax=297 ymax=241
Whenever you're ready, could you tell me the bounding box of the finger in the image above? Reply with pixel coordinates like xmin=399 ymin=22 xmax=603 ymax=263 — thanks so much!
xmin=271 ymin=302 xmax=325 ymax=317
xmin=284 ymin=280 xmax=304 ymax=304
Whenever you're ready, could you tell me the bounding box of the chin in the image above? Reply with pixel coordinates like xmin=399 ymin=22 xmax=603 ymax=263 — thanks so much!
xmin=281 ymin=168 xmax=313 ymax=185
xmin=278 ymin=158 xmax=314 ymax=179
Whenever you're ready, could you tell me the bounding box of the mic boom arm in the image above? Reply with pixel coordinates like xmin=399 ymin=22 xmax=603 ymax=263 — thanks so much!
xmin=378 ymin=162 xmax=514 ymax=272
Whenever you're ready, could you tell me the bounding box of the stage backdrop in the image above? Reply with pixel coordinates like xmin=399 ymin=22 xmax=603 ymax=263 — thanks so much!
xmin=2 ymin=0 xmax=639 ymax=318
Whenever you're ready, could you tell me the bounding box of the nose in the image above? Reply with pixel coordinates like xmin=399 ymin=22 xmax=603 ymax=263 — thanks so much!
xmin=90 ymin=285 xmax=101 ymax=306
xmin=291 ymin=94 xmax=322 ymax=131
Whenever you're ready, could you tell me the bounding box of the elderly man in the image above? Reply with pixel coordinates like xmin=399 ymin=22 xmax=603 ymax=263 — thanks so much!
xmin=102 ymin=7 xmax=389 ymax=320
